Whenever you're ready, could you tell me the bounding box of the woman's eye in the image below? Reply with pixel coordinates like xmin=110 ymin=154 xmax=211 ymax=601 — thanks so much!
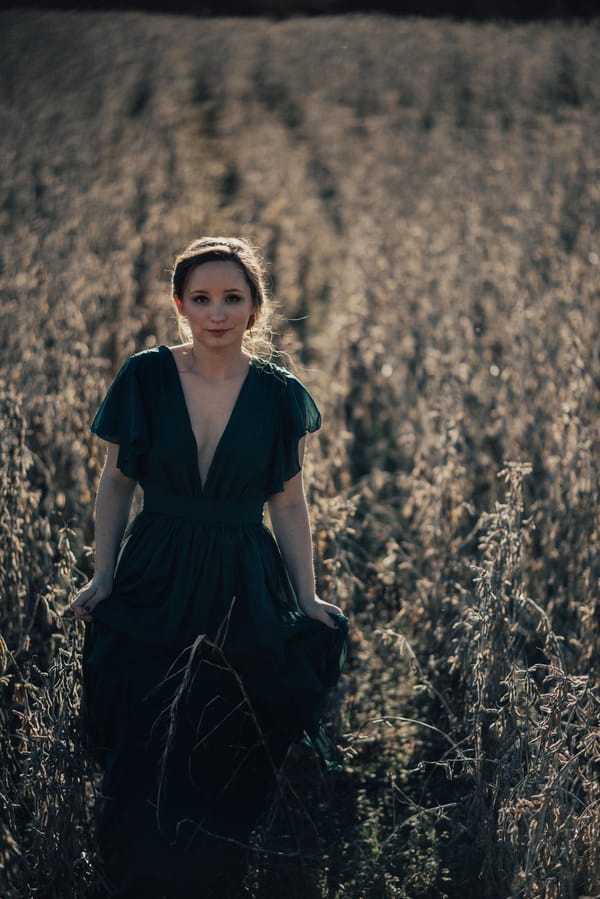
xmin=192 ymin=295 xmax=209 ymax=303
xmin=226 ymin=294 xmax=242 ymax=303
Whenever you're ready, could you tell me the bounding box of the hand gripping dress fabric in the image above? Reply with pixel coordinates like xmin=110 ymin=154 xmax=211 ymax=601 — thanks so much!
xmin=81 ymin=346 xmax=349 ymax=898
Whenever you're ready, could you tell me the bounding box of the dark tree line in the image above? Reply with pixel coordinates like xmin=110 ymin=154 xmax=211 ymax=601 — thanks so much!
xmin=13 ymin=0 xmax=600 ymax=20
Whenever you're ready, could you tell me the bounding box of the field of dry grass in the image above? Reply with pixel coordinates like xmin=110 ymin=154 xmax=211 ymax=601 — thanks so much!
xmin=1 ymin=9 xmax=599 ymax=897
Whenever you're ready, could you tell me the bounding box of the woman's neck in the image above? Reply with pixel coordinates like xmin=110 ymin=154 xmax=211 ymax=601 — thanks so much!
xmin=187 ymin=343 xmax=250 ymax=381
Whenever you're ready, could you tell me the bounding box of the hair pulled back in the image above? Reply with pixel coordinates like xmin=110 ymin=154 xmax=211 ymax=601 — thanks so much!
xmin=171 ymin=237 xmax=275 ymax=360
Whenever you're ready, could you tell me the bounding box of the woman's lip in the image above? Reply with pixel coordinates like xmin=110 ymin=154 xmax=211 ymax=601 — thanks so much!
xmin=207 ymin=329 xmax=229 ymax=334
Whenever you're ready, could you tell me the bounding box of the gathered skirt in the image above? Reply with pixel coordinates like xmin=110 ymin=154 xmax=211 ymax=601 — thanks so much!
xmin=82 ymin=609 xmax=348 ymax=898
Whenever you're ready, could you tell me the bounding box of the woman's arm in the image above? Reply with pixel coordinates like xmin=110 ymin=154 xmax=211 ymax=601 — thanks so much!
xmin=70 ymin=441 xmax=136 ymax=622
xmin=267 ymin=437 xmax=342 ymax=630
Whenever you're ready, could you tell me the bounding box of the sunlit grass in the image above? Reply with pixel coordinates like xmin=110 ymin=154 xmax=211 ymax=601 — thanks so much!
xmin=1 ymin=9 xmax=599 ymax=897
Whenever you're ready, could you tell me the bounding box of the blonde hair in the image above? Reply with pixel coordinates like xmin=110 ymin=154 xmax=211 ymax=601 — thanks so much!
xmin=171 ymin=236 xmax=276 ymax=360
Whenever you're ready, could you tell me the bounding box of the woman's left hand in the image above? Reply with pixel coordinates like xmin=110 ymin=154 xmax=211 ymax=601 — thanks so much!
xmin=300 ymin=595 xmax=344 ymax=630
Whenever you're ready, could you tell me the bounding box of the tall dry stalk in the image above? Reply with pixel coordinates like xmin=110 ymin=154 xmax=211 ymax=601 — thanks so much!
xmin=0 ymin=389 xmax=99 ymax=897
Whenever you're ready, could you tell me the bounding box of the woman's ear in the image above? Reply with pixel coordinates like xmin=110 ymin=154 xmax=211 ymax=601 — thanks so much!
xmin=173 ymin=293 xmax=184 ymax=315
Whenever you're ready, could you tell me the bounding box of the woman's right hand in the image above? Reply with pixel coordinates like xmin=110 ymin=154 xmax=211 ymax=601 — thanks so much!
xmin=70 ymin=572 xmax=113 ymax=623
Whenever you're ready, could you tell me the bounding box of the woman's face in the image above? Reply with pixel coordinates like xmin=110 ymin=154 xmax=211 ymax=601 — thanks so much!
xmin=175 ymin=260 xmax=256 ymax=352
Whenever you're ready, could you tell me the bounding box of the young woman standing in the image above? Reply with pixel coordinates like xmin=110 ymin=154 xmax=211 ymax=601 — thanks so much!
xmin=71 ymin=237 xmax=348 ymax=898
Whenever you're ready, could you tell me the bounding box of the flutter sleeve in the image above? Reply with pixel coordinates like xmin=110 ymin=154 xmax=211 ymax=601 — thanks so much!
xmin=90 ymin=355 xmax=150 ymax=481
xmin=269 ymin=372 xmax=322 ymax=495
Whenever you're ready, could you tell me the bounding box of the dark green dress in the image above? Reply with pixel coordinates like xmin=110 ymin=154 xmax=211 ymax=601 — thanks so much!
xmin=81 ymin=345 xmax=348 ymax=898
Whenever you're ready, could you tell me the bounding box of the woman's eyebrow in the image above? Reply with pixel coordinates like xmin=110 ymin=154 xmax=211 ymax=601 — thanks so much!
xmin=190 ymin=287 xmax=244 ymax=294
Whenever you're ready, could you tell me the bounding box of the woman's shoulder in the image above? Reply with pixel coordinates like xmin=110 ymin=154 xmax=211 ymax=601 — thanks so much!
xmin=100 ymin=346 xmax=167 ymax=398
xmin=119 ymin=344 xmax=168 ymax=374
xmin=252 ymin=357 xmax=321 ymax=435
xmin=252 ymin=356 xmax=305 ymax=390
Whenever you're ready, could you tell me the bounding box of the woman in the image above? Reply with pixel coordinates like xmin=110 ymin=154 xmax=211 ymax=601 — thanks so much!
xmin=70 ymin=237 xmax=348 ymax=898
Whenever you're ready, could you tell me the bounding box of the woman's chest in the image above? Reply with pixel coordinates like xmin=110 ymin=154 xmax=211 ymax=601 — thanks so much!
xmin=183 ymin=378 xmax=241 ymax=455
xmin=145 ymin=364 xmax=282 ymax=492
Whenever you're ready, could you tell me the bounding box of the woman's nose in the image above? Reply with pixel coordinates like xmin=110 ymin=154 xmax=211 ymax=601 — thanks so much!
xmin=209 ymin=303 xmax=226 ymax=320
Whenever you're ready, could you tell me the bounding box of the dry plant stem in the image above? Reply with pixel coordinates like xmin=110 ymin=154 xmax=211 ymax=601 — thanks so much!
xmin=150 ymin=616 xmax=307 ymax=862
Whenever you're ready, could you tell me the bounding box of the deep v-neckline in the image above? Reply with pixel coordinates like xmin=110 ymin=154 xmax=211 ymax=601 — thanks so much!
xmin=162 ymin=345 xmax=253 ymax=492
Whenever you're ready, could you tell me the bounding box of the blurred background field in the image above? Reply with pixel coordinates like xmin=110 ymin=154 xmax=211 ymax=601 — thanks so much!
xmin=1 ymin=9 xmax=599 ymax=898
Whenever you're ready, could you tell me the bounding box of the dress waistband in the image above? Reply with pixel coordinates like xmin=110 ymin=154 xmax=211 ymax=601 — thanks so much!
xmin=143 ymin=490 xmax=263 ymax=524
